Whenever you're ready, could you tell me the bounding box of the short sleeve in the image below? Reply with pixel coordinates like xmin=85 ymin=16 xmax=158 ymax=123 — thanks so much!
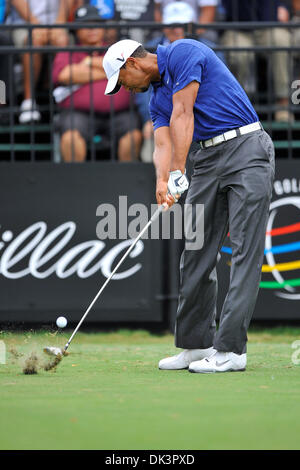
xmin=150 ymin=107 xmax=170 ymax=130
xmin=168 ymin=43 xmax=205 ymax=95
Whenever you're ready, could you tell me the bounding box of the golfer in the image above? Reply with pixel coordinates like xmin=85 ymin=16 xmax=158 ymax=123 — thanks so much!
xmin=103 ymin=39 xmax=275 ymax=373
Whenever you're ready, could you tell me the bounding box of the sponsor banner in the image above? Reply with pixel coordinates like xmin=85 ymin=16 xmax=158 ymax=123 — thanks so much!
xmin=0 ymin=160 xmax=299 ymax=324
xmin=217 ymin=160 xmax=300 ymax=319
xmin=0 ymin=163 xmax=164 ymax=323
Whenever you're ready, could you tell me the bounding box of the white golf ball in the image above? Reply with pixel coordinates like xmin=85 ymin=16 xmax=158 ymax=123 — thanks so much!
xmin=56 ymin=316 xmax=67 ymax=328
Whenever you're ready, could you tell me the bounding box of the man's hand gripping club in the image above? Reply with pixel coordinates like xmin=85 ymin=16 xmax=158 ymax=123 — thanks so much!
xmin=168 ymin=170 xmax=189 ymax=202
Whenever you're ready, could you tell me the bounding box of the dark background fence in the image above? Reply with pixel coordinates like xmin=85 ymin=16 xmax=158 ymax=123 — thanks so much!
xmin=0 ymin=20 xmax=300 ymax=161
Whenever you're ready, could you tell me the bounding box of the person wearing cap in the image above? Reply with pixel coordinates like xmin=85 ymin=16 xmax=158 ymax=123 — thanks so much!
xmin=154 ymin=0 xmax=218 ymax=44
xmin=103 ymin=38 xmax=275 ymax=373
xmin=52 ymin=5 xmax=142 ymax=162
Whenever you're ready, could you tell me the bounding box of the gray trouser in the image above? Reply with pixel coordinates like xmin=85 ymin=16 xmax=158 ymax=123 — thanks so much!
xmin=175 ymin=129 xmax=275 ymax=355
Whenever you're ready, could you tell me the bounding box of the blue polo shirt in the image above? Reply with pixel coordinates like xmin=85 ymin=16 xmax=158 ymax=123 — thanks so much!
xmin=149 ymin=39 xmax=258 ymax=141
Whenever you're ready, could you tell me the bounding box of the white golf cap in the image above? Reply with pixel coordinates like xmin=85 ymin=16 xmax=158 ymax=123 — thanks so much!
xmin=103 ymin=39 xmax=142 ymax=95
xmin=163 ymin=2 xmax=195 ymax=24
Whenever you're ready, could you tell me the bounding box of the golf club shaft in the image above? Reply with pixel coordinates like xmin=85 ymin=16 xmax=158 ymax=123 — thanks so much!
xmin=63 ymin=203 xmax=167 ymax=352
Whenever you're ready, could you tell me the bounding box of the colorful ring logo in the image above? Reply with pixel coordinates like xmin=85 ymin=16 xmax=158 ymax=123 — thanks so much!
xmin=222 ymin=196 xmax=300 ymax=299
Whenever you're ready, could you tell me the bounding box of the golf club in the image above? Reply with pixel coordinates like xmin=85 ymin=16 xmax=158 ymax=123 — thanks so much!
xmin=44 ymin=202 xmax=168 ymax=358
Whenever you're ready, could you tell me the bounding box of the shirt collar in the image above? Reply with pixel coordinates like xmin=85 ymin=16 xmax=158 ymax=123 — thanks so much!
xmin=156 ymin=45 xmax=167 ymax=78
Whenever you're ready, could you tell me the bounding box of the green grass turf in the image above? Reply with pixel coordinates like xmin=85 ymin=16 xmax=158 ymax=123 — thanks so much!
xmin=0 ymin=327 xmax=300 ymax=450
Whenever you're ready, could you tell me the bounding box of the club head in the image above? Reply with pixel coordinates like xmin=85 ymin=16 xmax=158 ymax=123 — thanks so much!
xmin=43 ymin=346 xmax=63 ymax=357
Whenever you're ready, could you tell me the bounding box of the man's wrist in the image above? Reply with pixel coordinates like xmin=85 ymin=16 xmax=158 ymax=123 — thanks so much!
xmin=170 ymin=160 xmax=185 ymax=173
xmin=157 ymin=176 xmax=168 ymax=184
xmin=156 ymin=165 xmax=170 ymax=180
xmin=170 ymin=168 xmax=185 ymax=174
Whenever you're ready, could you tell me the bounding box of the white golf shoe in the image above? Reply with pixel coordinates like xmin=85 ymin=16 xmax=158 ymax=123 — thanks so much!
xmin=189 ymin=351 xmax=247 ymax=373
xmin=158 ymin=347 xmax=216 ymax=370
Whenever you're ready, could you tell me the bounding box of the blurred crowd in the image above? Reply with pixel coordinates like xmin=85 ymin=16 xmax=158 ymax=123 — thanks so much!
xmin=0 ymin=0 xmax=299 ymax=162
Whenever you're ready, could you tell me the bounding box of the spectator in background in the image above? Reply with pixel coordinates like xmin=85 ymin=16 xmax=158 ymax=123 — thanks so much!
xmin=291 ymin=0 xmax=300 ymax=64
xmin=292 ymin=0 xmax=300 ymax=19
xmin=292 ymin=0 xmax=300 ymax=24
xmin=76 ymin=0 xmax=119 ymax=44
xmin=85 ymin=0 xmax=115 ymax=20
xmin=152 ymin=1 xmax=196 ymax=45
xmin=78 ymin=0 xmax=155 ymax=43
xmin=112 ymin=0 xmax=155 ymax=44
xmin=0 ymin=0 xmax=13 ymax=124
xmin=154 ymin=0 xmax=218 ymax=45
xmin=221 ymin=0 xmax=293 ymax=122
xmin=6 ymin=0 xmax=74 ymax=123
xmin=89 ymin=0 xmax=118 ymax=44
xmin=52 ymin=5 xmax=142 ymax=162
xmin=0 ymin=0 xmax=6 ymax=22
